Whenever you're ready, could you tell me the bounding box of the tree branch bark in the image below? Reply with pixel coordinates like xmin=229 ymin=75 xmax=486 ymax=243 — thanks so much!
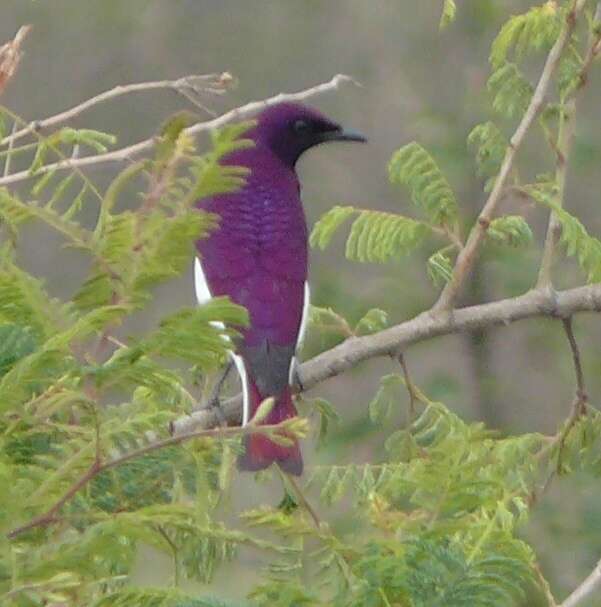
xmin=434 ymin=0 xmax=587 ymax=310
xmin=173 ymin=283 xmax=601 ymax=435
xmin=0 ymin=73 xmax=359 ymax=187
xmin=562 ymin=558 xmax=601 ymax=607
xmin=0 ymin=72 xmax=234 ymax=148
xmin=537 ymin=4 xmax=601 ymax=287
xmin=6 ymin=419 xmax=295 ymax=540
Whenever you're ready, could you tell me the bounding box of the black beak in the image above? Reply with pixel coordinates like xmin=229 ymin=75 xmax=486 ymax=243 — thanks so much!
xmin=320 ymin=127 xmax=367 ymax=143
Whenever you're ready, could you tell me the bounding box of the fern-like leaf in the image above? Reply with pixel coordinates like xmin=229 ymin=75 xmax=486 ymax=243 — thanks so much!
xmin=488 ymin=62 xmax=533 ymax=118
xmin=309 ymin=205 xmax=356 ymax=250
xmin=490 ymin=2 xmax=561 ymax=69
xmin=439 ymin=0 xmax=457 ymax=30
xmin=346 ymin=210 xmax=430 ymax=263
xmin=428 ymin=249 xmax=454 ymax=286
xmin=487 ymin=215 xmax=533 ymax=247
xmin=388 ymin=142 xmax=459 ymax=227
xmin=467 ymin=121 xmax=507 ymax=191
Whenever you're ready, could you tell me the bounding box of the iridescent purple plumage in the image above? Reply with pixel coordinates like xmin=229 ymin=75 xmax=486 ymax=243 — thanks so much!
xmin=195 ymin=102 xmax=365 ymax=475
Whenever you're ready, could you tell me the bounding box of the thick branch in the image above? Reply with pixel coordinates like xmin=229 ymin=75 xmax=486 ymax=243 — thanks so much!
xmin=435 ymin=0 xmax=587 ymax=310
xmin=562 ymin=558 xmax=601 ymax=607
xmin=0 ymin=74 xmax=358 ymax=187
xmin=173 ymin=283 xmax=601 ymax=435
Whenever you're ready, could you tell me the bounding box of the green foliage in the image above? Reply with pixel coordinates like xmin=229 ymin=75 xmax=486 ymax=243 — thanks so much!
xmin=0 ymin=116 xmax=264 ymax=606
xmin=489 ymin=2 xmax=561 ymax=69
xmin=558 ymin=43 xmax=584 ymax=98
xmin=368 ymin=373 xmax=404 ymax=425
xmin=350 ymin=540 xmax=532 ymax=607
xmin=276 ymin=393 xmax=564 ymax=606
xmin=487 ymin=215 xmax=533 ymax=248
xmin=428 ymin=249 xmax=454 ymax=286
xmin=0 ymin=323 xmax=37 ymax=376
xmin=354 ymin=308 xmax=388 ymax=336
xmin=307 ymin=304 xmax=353 ymax=338
xmin=526 ymin=180 xmax=601 ymax=282
xmin=309 ymin=205 xmax=356 ymax=250
xmin=388 ymin=142 xmax=458 ymax=228
xmin=311 ymin=206 xmax=431 ymax=263
xmin=309 ymin=397 xmax=340 ymax=449
xmin=488 ymin=62 xmax=533 ymax=119
xmin=439 ymin=0 xmax=457 ymax=30
xmin=467 ymin=121 xmax=507 ymax=191
xmin=1 ymin=2 xmax=600 ymax=604
xmin=93 ymin=588 xmax=250 ymax=607
xmin=346 ymin=210 xmax=430 ymax=263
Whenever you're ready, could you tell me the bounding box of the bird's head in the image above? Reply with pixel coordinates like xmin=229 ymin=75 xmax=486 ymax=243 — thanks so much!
xmin=251 ymin=102 xmax=366 ymax=167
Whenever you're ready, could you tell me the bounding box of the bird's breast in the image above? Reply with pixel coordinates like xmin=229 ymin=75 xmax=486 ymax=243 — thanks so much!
xmin=212 ymin=181 xmax=307 ymax=266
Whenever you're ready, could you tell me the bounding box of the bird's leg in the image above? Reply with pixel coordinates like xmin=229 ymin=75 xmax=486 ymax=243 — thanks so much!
xmin=290 ymin=360 xmax=305 ymax=392
xmin=205 ymin=359 xmax=234 ymax=425
xmin=276 ymin=466 xmax=320 ymax=528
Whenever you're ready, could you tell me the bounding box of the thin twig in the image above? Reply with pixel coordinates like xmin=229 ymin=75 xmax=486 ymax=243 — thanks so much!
xmin=0 ymin=74 xmax=359 ymax=187
xmin=173 ymin=283 xmax=601 ymax=435
xmin=561 ymin=558 xmax=601 ymax=607
xmin=537 ymin=97 xmax=577 ymax=288
xmin=202 ymin=360 xmax=234 ymax=417
xmin=157 ymin=525 xmax=180 ymax=587
xmin=398 ymin=354 xmax=417 ymax=421
xmin=553 ymin=318 xmax=588 ymax=469
xmin=0 ymin=25 xmax=31 ymax=97
xmin=278 ymin=467 xmax=321 ymax=529
xmin=434 ymin=0 xmax=587 ymax=311
xmin=6 ymin=419 xmax=297 ymax=540
xmin=2 ymin=120 xmax=17 ymax=177
xmin=537 ymin=6 xmax=601 ymax=287
xmin=562 ymin=317 xmax=587 ymax=412
xmin=530 ymin=317 xmax=589 ymax=503
xmin=0 ymin=73 xmax=233 ymax=148
xmin=534 ymin=560 xmax=559 ymax=607
xmin=0 ymin=104 xmax=104 ymax=202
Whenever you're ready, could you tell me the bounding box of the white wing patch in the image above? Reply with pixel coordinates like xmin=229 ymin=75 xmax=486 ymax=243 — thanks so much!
xmin=288 ymin=281 xmax=310 ymax=385
xmin=194 ymin=257 xmax=213 ymax=305
xmin=231 ymin=352 xmax=250 ymax=425
xmin=194 ymin=257 xmax=249 ymax=425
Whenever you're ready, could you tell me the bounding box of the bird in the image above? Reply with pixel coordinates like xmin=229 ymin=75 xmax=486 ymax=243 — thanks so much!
xmin=194 ymin=102 xmax=365 ymax=475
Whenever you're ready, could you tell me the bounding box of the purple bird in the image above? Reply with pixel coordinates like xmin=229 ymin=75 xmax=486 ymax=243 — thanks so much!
xmin=195 ymin=102 xmax=365 ymax=475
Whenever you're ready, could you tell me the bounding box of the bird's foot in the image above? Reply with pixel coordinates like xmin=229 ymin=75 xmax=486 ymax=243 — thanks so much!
xmin=204 ymin=360 xmax=234 ymax=427
xmin=291 ymin=366 xmax=305 ymax=392
xmin=209 ymin=397 xmax=228 ymax=427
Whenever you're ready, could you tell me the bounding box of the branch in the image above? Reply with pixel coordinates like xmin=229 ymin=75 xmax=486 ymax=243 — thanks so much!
xmin=562 ymin=317 xmax=587 ymax=410
xmin=562 ymin=558 xmax=601 ymax=607
xmin=398 ymin=353 xmax=418 ymax=421
xmin=538 ymin=6 xmax=601 ymax=287
xmin=6 ymin=419 xmax=296 ymax=540
xmin=434 ymin=0 xmax=587 ymax=310
xmin=0 ymin=25 xmax=31 ymax=97
xmin=0 ymin=74 xmax=359 ymax=187
xmin=173 ymin=283 xmax=601 ymax=435
xmin=0 ymin=72 xmax=234 ymax=148
xmin=529 ymin=317 xmax=589 ymax=504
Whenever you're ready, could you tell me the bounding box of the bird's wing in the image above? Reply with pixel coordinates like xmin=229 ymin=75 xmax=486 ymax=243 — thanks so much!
xmin=288 ymin=281 xmax=310 ymax=385
xmin=194 ymin=257 xmax=250 ymax=424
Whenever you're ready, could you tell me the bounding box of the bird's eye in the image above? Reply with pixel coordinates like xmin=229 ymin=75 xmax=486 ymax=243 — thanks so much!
xmin=292 ymin=120 xmax=310 ymax=134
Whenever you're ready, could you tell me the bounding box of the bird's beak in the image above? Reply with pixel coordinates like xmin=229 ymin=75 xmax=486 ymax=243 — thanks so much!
xmin=320 ymin=127 xmax=367 ymax=143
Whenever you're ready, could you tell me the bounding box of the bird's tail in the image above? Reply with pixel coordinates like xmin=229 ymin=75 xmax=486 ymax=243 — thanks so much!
xmin=237 ymin=378 xmax=303 ymax=476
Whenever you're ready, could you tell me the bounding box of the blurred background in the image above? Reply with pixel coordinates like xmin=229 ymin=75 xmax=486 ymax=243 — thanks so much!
xmin=2 ymin=1 xmax=601 ymax=602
